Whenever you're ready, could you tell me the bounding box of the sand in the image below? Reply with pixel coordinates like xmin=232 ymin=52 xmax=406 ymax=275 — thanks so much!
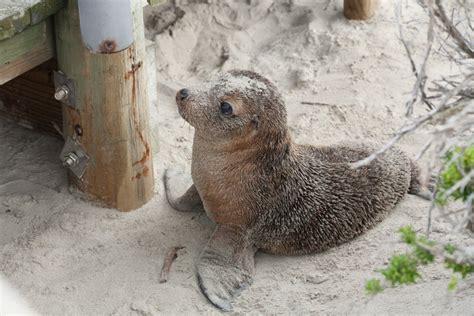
xmin=1 ymin=0 xmax=473 ymax=314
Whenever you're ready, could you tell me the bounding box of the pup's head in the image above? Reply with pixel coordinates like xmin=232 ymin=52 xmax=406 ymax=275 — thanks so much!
xmin=176 ymin=70 xmax=288 ymax=148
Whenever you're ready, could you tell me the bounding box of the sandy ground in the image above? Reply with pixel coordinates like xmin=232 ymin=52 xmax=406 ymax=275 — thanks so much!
xmin=1 ymin=0 xmax=473 ymax=314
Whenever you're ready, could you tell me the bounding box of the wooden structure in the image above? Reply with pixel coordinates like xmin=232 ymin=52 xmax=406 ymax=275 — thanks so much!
xmin=0 ymin=60 xmax=61 ymax=135
xmin=0 ymin=0 xmax=157 ymax=211
xmin=343 ymin=0 xmax=378 ymax=20
xmin=0 ymin=1 xmax=60 ymax=85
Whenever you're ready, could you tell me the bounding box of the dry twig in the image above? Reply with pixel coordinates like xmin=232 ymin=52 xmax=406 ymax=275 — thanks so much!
xmin=434 ymin=0 xmax=474 ymax=58
xmin=351 ymin=73 xmax=474 ymax=169
xmin=354 ymin=0 xmax=474 ymax=234
xmin=397 ymin=0 xmax=436 ymax=114
xmin=159 ymin=246 xmax=185 ymax=283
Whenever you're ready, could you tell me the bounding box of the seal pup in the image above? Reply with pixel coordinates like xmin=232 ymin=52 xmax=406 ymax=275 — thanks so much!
xmin=164 ymin=70 xmax=427 ymax=310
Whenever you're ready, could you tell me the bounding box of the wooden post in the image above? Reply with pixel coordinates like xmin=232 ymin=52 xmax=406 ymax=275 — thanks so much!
xmin=54 ymin=0 xmax=154 ymax=211
xmin=343 ymin=0 xmax=378 ymax=20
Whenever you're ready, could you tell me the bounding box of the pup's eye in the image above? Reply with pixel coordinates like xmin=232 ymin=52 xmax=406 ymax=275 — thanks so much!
xmin=220 ymin=101 xmax=233 ymax=116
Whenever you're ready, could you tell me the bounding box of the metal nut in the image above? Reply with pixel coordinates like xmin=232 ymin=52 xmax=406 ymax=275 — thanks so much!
xmin=63 ymin=152 xmax=79 ymax=167
xmin=54 ymin=86 xmax=70 ymax=101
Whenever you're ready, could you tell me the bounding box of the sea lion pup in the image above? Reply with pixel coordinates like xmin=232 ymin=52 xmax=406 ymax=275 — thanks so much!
xmin=164 ymin=70 xmax=426 ymax=311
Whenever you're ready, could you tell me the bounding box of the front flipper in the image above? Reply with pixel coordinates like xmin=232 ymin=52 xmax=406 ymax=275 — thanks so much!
xmin=163 ymin=169 xmax=204 ymax=212
xmin=197 ymin=225 xmax=257 ymax=311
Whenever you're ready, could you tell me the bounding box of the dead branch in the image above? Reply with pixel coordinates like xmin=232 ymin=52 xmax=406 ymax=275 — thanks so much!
xmin=414 ymin=237 xmax=474 ymax=265
xmin=351 ymin=73 xmax=473 ymax=169
xmin=415 ymin=140 xmax=433 ymax=161
xmin=159 ymin=246 xmax=185 ymax=283
xmin=355 ymin=0 xmax=473 ymax=234
xmin=434 ymin=0 xmax=474 ymax=58
xmin=300 ymin=101 xmax=338 ymax=107
xmin=397 ymin=0 xmax=436 ymax=114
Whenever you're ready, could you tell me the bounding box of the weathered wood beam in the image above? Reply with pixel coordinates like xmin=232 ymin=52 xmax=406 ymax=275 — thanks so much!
xmin=0 ymin=19 xmax=55 ymax=85
xmin=343 ymin=0 xmax=378 ymax=20
xmin=0 ymin=0 xmax=64 ymax=41
xmin=54 ymin=0 xmax=154 ymax=211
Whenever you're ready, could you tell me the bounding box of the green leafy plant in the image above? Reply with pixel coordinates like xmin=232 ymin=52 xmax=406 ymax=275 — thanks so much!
xmin=365 ymin=278 xmax=383 ymax=294
xmin=445 ymin=256 xmax=474 ymax=278
xmin=381 ymin=254 xmax=419 ymax=285
xmin=435 ymin=145 xmax=474 ymax=206
xmin=365 ymin=226 xmax=474 ymax=293
xmin=447 ymin=275 xmax=458 ymax=291
xmin=362 ymin=0 xmax=474 ymax=299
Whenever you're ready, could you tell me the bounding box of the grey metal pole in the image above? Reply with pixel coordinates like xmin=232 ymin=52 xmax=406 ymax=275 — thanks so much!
xmin=77 ymin=0 xmax=134 ymax=54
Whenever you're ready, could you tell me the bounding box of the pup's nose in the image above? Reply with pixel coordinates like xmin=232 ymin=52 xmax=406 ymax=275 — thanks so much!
xmin=178 ymin=88 xmax=189 ymax=101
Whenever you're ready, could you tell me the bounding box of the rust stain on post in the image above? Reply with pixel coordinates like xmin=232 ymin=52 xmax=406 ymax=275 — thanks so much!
xmin=128 ymin=54 xmax=150 ymax=179
xmin=131 ymin=166 xmax=149 ymax=181
xmin=98 ymin=39 xmax=118 ymax=54
xmin=125 ymin=61 xmax=142 ymax=80
xmin=133 ymin=131 xmax=151 ymax=166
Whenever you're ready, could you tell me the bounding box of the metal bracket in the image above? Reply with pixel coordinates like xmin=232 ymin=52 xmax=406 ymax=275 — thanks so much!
xmin=60 ymin=137 xmax=89 ymax=179
xmin=54 ymin=71 xmax=77 ymax=109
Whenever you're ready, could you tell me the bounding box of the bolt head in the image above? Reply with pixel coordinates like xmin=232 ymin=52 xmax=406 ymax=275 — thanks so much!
xmin=54 ymin=86 xmax=69 ymax=101
xmin=63 ymin=152 xmax=79 ymax=167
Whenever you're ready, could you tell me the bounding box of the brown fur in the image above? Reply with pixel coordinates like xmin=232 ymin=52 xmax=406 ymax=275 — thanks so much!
xmin=165 ymin=70 xmax=424 ymax=310
xmin=179 ymin=69 xmax=420 ymax=254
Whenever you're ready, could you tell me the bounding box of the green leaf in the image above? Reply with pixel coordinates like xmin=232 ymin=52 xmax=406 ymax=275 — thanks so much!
xmin=444 ymin=243 xmax=456 ymax=255
xmin=399 ymin=226 xmax=417 ymax=245
xmin=382 ymin=254 xmax=420 ymax=285
xmin=436 ymin=144 xmax=474 ymax=205
xmin=445 ymin=258 xmax=474 ymax=278
xmin=413 ymin=246 xmax=434 ymax=264
xmin=365 ymin=278 xmax=383 ymax=294
xmin=448 ymin=275 xmax=458 ymax=291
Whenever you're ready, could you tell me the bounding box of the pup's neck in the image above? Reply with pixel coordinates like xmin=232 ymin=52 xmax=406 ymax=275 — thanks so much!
xmin=193 ymin=128 xmax=293 ymax=165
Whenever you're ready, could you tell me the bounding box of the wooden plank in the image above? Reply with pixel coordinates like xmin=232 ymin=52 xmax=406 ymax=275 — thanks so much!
xmin=30 ymin=0 xmax=63 ymax=24
xmin=0 ymin=20 xmax=50 ymax=65
xmin=0 ymin=19 xmax=54 ymax=85
xmin=0 ymin=0 xmax=64 ymax=41
xmin=55 ymin=0 xmax=154 ymax=211
xmin=0 ymin=1 xmax=31 ymax=40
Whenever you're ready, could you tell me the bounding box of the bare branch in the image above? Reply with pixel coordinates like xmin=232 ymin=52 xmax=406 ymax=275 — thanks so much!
xmin=159 ymin=246 xmax=185 ymax=283
xmin=434 ymin=0 xmax=474 ymax=58
xmin=415 ymin=140 xmax=433 ymax=161
xmin=397 ymin=0 xmax=435 ymax=114
xmin=358 ymin=0 xmax=473 ymax=236
xmin=351 ymin=72 xmax=473 ymax=169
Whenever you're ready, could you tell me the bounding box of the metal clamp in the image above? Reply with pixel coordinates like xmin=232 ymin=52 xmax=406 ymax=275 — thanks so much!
xmin=54 ymin=71 xmax=77 ymax=109
xmin=60 ymin=137 xmax=89 ymax=179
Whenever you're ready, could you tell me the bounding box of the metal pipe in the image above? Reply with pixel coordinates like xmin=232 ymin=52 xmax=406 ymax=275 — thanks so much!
xmin=77 ymin=0 xmax=134 ymax=54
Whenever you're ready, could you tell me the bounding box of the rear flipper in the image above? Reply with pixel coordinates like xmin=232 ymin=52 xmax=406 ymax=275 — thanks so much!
xmin=408 ymin=160 xmax=436 ymax=201
xmin=163 ymin=169 xmax=205 ymax=212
